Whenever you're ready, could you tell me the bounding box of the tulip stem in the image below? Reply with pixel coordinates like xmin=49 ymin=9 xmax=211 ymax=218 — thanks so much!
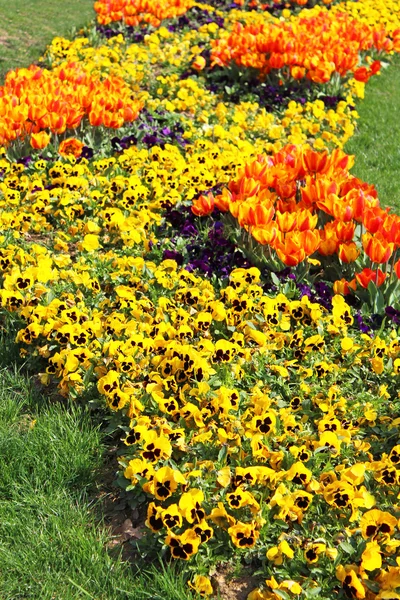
xmin=390 ymin=249 xmax=398 ymax=280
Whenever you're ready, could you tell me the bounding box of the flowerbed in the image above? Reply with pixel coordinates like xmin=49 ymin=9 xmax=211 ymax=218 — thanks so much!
xmin=1 ymin=0 xmax=400 ymax=598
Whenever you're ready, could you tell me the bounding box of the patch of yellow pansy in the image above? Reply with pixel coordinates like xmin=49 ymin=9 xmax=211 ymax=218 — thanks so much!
xmin=193 ymin=1 xmax=224 ymax=17
xmin=2 ymin=161 xmax=400 ymax=598
xmin=332 ymin=0 xmax=400 ymax=35
xmin=46 ymin=34 xmax=146 ymax=88
xmin=45 ymin=35 xmax=92 ymax=62
xmin=46 ymin=26 xmax=219 ymax=94
xmin=147 ymin=74 xmax=215 ymax=115
xmin=223 ymin=8 xmax=278 ymax=28
xmin=116 ymin=137 xmax=261 ymax=199
xmin=140 ymin=26 xmax=215 ymax=69
xmin=177 ymin=94 xmax=357 ymax=152
xmin=0 ymin=140 xmax=260 ymax=273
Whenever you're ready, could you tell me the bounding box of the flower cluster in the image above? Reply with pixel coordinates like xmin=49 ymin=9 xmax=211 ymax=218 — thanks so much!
xmin=0 ymin=64 xmax=143 ymax=148
xmin=94 ymin=0 xmax=195 ymax=27
xmin=333 ymin=0 xmax=400 ymax=35
xmin=192 ymin=144 xmax=400 ymax=314
xmin=210 ymin=7 xmax=395 ymax=84
xmin=1 ymin=0 xmax=400 ymax=597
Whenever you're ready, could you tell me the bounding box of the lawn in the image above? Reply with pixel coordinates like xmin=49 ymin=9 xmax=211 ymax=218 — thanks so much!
xmin=0 ymin=0 xmax=95 ymax=81
xmin=345 ymin=53 xmax=400 ymax=211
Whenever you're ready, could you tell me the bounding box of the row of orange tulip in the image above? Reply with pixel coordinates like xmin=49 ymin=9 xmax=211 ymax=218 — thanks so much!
xmin=192 ymin=145 xmax=400 ymax=289
xmin=94 ymin=0 xmax=194 ymax=27
xmin=210 ymin=10 xmax=399 ymax=84
xmin=0 ymin=64 xmax=143 ymax=147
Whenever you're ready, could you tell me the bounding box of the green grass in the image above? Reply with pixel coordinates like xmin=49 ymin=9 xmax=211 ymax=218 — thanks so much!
xmin=0 ymin=346 xmax=194 ymax=600
xmin=0 ymin=0 xmax=95 ymax=82
xmin=345 ymin=54 xmax=400 ymax=211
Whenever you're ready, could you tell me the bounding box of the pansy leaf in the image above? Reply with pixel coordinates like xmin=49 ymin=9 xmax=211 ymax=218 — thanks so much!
xmin=339 ymin=541 xmax=355 ymax=555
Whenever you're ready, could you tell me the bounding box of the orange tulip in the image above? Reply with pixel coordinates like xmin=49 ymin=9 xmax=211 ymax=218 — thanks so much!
xmin=333 ymin=221 xmax=356 ymax=243
xmin=239 ymin=177 xmax=260 ymax=198
xmin=353 ymin=67 xmax=371 ymax=83
xmin=290 ymin=66 xmax=306 ymax=79
xmin=344 ymin=188 xmax=365 ymax=222
xmin=302 ymin=149 xmax=329 ymax=175
xmin=356 ymin=268 xmax=386 ymax=288
xmin=318 ymin=232 xmax=338 ymax=256
xmin=276 ymin=242 xmax=306 ymax=267
xmin=370 ymin=60 xmax=381 ymax=75
xmin=338 ymin=242 xmax=360 ymax=263
xmin=329 ymin=148 xmax=355 ymax=173
xmin=214 ymin=189 xmax=231 ymax=213
xmin=243 ymin=157 xmax=270 ymax=181
xmin=192 ymin=193 xmax=215 ymax=217
xmin=302 ymin=179 xmax=336 ymax=210
xmin=363 ymin=206 xmax=387 ymax=234
xmin=30 ymin=131 xmax=51 ymax=149
xmin=333 ymin=278 xmax=357 ymax=295
xmin=59 ymin=137 xmax=84 ymax=158
xmin=252 ymin=223 xmax=280 ymax=246
xmin=362 ymin=233 xmax=394 ymax=264
xmin=241 ymin=203 xmax=275 ymax=227
xmin=382 ymin=214 xmax=400 ymax=244
xmin=275 ymin=210 xmax=298 ymax=233
xmin=275 ymin=230 xmax=319 ymax=266
xmin=296 ymin=209 xmax=318 ymax=231
xmin=275 ymin=180 xmax=296 ymax=200
xmin=301 ymin=229 xmax=320 ymax=256
xmin=332 ymin=197 xmax=354 ymax=222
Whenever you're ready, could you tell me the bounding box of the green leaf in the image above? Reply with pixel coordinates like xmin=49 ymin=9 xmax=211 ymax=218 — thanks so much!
xmin=306 ymin=587 xmax=322 ymax=597
xmin=218 ymin=445 xmax=228 ymax=464
xmin=273 ymin=591 xmax=291 ymax=600
xmin=271 ymin=272 xmax=281 ymax=286
xmin=339 ymin=541 xmax=355 ymax=555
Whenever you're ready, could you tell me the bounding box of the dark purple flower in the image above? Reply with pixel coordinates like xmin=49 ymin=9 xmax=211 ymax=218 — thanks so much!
xmin=80 ymin=146 xmax=94 ymax=159
xmin=143 ymin=134 xmax=161 ymax=146
xmin=369 ymin=313 xmax=384 ymax=330
xmin=385 ymin=306 xmax=400 ymax=325
xmin=181 ymin=222 xmax=198 ymax=237
xmin=111 ymin=137 xmax=122 ymax=150
xmin=163 ymin=249 xmax=184 ymax=265
xmin=18 ymin=155 xmax=33 ymax=167
xmin=355 ymin=312 xmax=371 ymax=334
xmin=188 ymin=258 xmax=213 ymax=275
xmin=297 ymin=283 xmax=312 ymax=298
